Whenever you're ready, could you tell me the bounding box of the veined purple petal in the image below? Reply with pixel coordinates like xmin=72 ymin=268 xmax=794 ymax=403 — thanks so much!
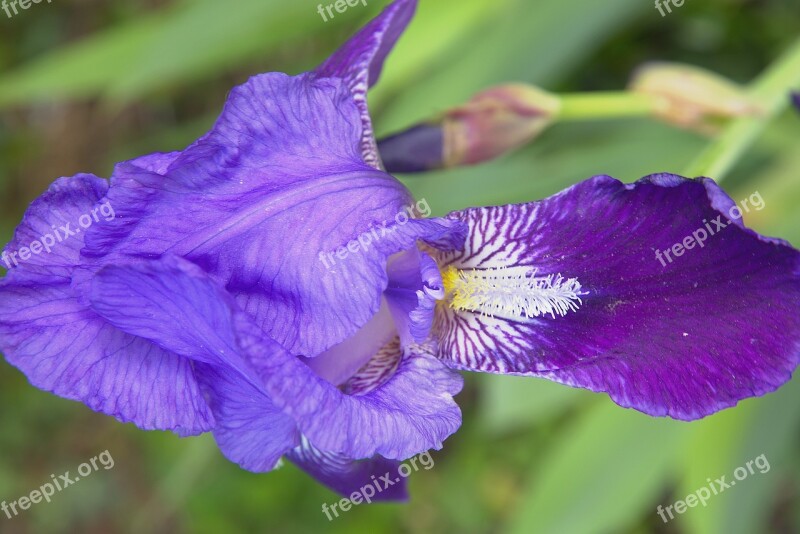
xmin=0 ymin=176 xmax=213 ymax=434
xmin=89 ymin=255 xmax=244 ymax=367
xmin=260 ymin=339 xmax=463 ymax=459
xmin=304 ymin=298 xmax=396 ymax=386
xmin=343 ymin=337 xmax=405 ymax=397
xmin=90 ymin=256 xmax=464 ymax=461
xmin=195 ymin=362 xmax=300 ymax=472
xmin=288 ymin=438 xmax=408 ymax=502
xmin=81 ymin=70 xmax=464 ymax=358
xmin=385 ymin=249 xmax=444 ymax=346
xmin=90 ymin=256 xmax=301 ymax=470
xmin=433 ymin=174 xmax=800 ymax=420
xmin=2 ymin=175 xmax=105 ymax=275
xmin=316 ymin=0 xmax=417 ymax=168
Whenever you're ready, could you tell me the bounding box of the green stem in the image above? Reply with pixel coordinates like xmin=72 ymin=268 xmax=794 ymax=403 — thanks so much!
xmin=557 ymin=92 xmax=660 ymax=121
xmin=683 ymin=37 xmax=800 ymax=180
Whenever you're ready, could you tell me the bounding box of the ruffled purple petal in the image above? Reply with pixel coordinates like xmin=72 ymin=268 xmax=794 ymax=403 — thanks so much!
xmin=433 ymin=174 xmax=800 ymax=420
xmin=89 ymin=256 xmax=301 ymax=469
xmin=81 ymin=70 xmax=464 ymax=358
xmin=385 ymin=249 xmax=444 ymax=346
xmin=2 ymin=175 xmax=106 ymax=274
xmin=89 ymin=255 xmax=245 ymax=367
xmin=288 ymin=438 xmax=408 ymax=502
xmin=90 ymin=255 xmax=463 ymax=461
xmin=196 ymin=362 xmax=300 ymax=471
xmin=0 ymin=176 xmax=213 ymax=434
xmin=258 ymin=339 xmax=463 ymax=459
xmin=315 ymin=0 xmax=417 ymax=168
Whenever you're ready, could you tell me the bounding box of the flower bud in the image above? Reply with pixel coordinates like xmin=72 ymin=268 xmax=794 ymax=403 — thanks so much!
xmin=377 ymin=123 xmax=445 ymax=173
xmin=442 ymin=84 xmax=560 ymax=167
xmin=630 ymin=63 xmax=762 ymax=134
xmin=377 ymin=84 xmax=560 ymax=173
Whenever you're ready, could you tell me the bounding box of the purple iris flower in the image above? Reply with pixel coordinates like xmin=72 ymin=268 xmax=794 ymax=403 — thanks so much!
xmin=1 ymin=0 xmax=798 ymax=501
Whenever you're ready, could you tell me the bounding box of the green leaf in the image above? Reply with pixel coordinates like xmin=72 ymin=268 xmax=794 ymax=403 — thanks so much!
xmin=0 ymin=0 xmax=364 ymax=108
xmin=376 ymin=0 xmax=650 ymax=135
xmin=479 ymin=375 xmax=589 ymax=434
xmin=677 ymin=374 xmax=800 ymax=534
xmin=506 ymin=400 xmax=690 ymax=534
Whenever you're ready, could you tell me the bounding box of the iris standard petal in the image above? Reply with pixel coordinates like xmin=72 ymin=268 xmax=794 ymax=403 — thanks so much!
xmin=433 ymin=173 xmax=800 ymax=420
xmin=259 ymin=339 xmax=463 ymax=459
xmin=0 ymin=176 xmax=213 ymax=434
xmin=315 ymin=0 xmax=417 ymax=168
xmin=292 ymin=337 xmax=411 ymax=500
xmin=81 ymin=70 xmax=464 ymax=357
xmin=2 ymin=174 xmax=105 ymax=274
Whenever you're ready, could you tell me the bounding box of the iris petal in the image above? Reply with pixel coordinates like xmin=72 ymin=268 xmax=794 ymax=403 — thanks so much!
xmin=90 ymin=256 xmax=301 ymax=469
xmin=385 ymin=249 xmax=443 ymax=346
xmin=90 ymin=256 xmax=464 ymax=460
xmin=288 ymin=438 xmax=408 ymax=502
xmin=267 ymin=340 xmax=463 ymax=459
xmin=316 ymin=0 xmax=418 ymax=168
xmin=433 ymin=174 xmax=800 ymax=420
xmin=195 ymin=362 xmax=300 ymax=472
xmin=3 ymin=174 xmax=105 ymax=274
xmin=81 ymin=71 xmax=464 ymax=358
xmin=0 ymin=176 xmax=213 ymax=434
xmin=304 ymin=298 xmax=396 ymax=386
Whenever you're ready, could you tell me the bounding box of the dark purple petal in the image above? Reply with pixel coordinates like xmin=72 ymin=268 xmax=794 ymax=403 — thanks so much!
xmin=0 ymin=176 xmax=213 ymax=434
xmin=288 ymin=439 xmax=408 ymax=502
xmin=316 ymin=0 xmax=417 ymax=168
xmin=91 ymin=255 xmax=464 ymax=460
xmin=433 ymin=174 xmax=800 ymax=420
xmin=792 ymin=91 xmax=800 ymax=112
xmin=82 ymin=71 xmax=465 ymax=358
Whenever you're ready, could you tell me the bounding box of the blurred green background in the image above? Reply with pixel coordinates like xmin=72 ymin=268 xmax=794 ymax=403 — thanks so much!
xmin=1 ymin=0 xmax=798 ymax=533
